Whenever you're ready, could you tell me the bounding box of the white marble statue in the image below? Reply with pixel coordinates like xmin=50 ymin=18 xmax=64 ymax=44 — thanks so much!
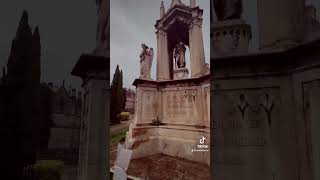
xmin=174 ymin=42 xmax=186 ymax=69
xmin=139 ymin=44 xmax=154 ymax=79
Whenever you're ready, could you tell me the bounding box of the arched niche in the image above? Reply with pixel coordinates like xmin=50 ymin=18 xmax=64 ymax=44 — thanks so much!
xmin=167 ymin=20 xmax=190 ymax=79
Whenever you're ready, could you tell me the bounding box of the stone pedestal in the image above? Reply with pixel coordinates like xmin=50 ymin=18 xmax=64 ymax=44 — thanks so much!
xmin=71 ymin=54 xmax=109 ymax=180
xmin=213 ymin=19 xmax=252 ymax=57
xmin=126 ymin=76 xmax=210 ymax=165
xmin=173 ymin=68 xmax=189 ymax=80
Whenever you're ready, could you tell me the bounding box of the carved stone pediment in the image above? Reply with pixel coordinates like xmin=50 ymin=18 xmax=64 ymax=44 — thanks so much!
xmin=155 ymin=6 xmax=202 ymax=30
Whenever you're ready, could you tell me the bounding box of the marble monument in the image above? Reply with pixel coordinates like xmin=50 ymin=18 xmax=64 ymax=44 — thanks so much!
xmin=125 ymin=0 xmax=210 ymax=165
xmin=212 ymin=0 xmax=320 ymax=179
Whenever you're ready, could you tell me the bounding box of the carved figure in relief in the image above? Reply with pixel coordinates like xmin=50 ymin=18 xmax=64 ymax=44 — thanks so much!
xmin=173 ymin=42 xmax=187 ymax=69
xmin=139 ymin=44 xmax=154 ymax=79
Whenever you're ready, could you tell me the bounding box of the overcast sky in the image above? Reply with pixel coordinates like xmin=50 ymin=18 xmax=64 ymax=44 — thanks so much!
xmin=0 ymin=0 xmax=97 ymax=89
xmin=111 ymin=0 xmax=210 ymax=89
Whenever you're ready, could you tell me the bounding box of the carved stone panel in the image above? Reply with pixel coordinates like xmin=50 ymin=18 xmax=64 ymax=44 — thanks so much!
xmin=162 ymin=88 xmax=198 ymax=125
xmin=212 ymin=87 xmax=280 ymax=180
xmin=141 ymin=90 xmax=157 ymax=123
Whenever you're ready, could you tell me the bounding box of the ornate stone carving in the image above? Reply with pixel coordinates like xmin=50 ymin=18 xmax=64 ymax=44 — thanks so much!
xmin=237 ymin=94 xmax=249 ymax=120
xmin=190 ymin=17 xmax=203 ymax=28
xmin=259 ymin=93 xmax=274 ymax=127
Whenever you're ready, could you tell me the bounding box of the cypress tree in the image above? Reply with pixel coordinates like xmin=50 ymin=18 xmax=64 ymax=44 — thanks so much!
xmin=111 ymin=65 xmax=124 ymax=124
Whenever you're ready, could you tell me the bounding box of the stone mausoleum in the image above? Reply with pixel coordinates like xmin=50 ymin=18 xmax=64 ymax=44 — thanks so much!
xmin=125 ymin=0 xmax=210 ymax=165
xmin=212 ymin=0 xmax=320 ymax=179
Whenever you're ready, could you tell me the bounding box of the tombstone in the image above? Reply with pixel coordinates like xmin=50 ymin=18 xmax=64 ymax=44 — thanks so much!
xmin=126 ymin=0 xmax=210 ymax=165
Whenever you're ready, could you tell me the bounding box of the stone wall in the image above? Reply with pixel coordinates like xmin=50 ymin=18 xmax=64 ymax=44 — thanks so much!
xmin=211 ymin=40 xmax=320 ymax=179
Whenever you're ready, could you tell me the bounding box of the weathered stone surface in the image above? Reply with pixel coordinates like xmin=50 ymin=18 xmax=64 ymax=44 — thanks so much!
xmin=257 ymin=0 xmax=304 ymax=50
xmin=156 ymin=3 xmax=207 ymax=79
xmin=211 ymin=40 xmax=320 ymax=180
xmin=173 ymin=67 xmax=189 ymax=80
xmin=94 ymin=0 xmax=109 ymax=57
xmin=212 ymin=19 xmax=252 ymax=57
xmin=72 ymin=54 xmax=109 ymax=180
xmin=126 ymin=76 xmax=210 ymax=165
xmin=126 ymin=153 xmax=210 ymax=180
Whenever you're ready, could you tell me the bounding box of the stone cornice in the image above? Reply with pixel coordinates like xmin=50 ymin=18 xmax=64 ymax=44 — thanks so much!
xmin=212 ymin=38 xmax=320 ymax=79
xmin=133 ymin=74 xmax=210 ymax=87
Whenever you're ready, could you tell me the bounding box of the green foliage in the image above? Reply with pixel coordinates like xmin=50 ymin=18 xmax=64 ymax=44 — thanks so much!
xmin=34 ymin=160 xmax=64 ymax=180
xmin=111 ymin=65 xmax=126 ymax=124
xmin=111 ymin=127 xmax=129 ymax=145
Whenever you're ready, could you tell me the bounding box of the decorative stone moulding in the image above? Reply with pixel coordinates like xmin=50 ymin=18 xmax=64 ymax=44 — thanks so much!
xmin=173 ymin=67 xmax=189 ymax=80
xmin=213 ymin=19 xmax=252 ymax=57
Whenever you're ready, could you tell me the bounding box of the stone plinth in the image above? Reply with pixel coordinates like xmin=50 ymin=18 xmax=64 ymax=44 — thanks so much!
xmin=71 ymin=54 xmax=109 ymax=180
xmin=211 ymin=40 xmax=320 ymax=180
xmin=126 ymin=75 xmax=210 ymax=165
xmin=173 ymin=68 xmax=189 ymax=80
xmin=213 ymin=19 xmax=252 ymax=57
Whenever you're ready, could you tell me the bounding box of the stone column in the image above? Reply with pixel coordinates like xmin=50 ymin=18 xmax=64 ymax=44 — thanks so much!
xmin=257 ymin=0 xmax=305 ymax=50
xmin=156 ymin=29 xmax=170 ymax=80
xmin=189 ymin=15 xmax=206 ymax=78
xmin=71 ymin=55 xmax=109 ymax=180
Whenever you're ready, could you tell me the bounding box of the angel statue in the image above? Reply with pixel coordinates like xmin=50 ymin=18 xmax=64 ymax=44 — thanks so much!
xmin=139 ymin=44 xmax=154 ymax=79
xmin=213 ymin=0 xmax=243 ymax=21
